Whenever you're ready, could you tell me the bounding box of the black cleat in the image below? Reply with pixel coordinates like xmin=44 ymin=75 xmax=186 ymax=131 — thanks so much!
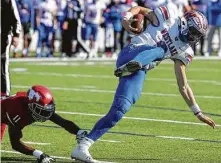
xmin=114 ymin=60 xmax=142 ymax=77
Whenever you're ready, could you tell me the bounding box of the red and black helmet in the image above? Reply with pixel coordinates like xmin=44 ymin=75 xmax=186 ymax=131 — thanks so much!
xmin=27 ymin=85 xmax=55 ymax=122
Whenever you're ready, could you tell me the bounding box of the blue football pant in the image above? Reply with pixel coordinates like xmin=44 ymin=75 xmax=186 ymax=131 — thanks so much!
xmin=87 ymin=44 xmax=164 ymax=141
xmin=36 ymin=23 xmax=53 ymax=57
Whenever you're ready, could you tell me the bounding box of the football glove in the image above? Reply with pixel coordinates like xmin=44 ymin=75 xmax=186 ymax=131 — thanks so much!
xmin=37 ymin=153 xmax=56 ymax=163
xmin=76 ymin=130 xmax=88 ymax=144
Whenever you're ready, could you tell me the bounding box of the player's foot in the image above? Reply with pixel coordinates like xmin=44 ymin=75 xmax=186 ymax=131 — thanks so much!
xmin=114 ymin=60 xmax=142 ymax=77
xmin=71 ymin=147 xmax=94 ymax=163
xmin=71 ymin=137 xmax=95 ymax=163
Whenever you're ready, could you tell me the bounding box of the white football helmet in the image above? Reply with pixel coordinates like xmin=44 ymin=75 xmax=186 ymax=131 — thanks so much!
xmin=180 ymin=10 xmax=208 ymax=44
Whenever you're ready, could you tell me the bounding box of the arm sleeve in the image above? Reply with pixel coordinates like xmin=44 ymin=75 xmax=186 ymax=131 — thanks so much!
xmin=8 ymin=125 xmax=35 ymax=155
xmin=11 ymin=0 xmax=22 ymax=37
xmin=50 ymin=113 xmax=80 ymax=135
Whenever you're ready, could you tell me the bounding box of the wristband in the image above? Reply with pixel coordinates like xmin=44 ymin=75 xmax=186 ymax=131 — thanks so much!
xmin=33 ymin=150 xmax=43 ymax=159
xmin=123 ymin=12 xmax=133 ymax=21
xmin=190 ymin=103 xmax=201 ymax=115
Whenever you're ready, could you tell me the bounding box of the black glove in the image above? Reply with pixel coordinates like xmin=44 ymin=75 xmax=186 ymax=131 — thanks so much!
xmin=37 ymin=153 xmax=56 ymax=163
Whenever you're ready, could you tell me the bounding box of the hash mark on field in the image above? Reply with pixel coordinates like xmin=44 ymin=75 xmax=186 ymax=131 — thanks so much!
xmin=56 ymin=111 xmax=221 ymax=127
xmin=156 ymin=136 xmax=194 ymax=140
xmin=23 ymin=141 xmax=50 ymax=145
xmin=98 ymin=139 xmax=121 ymax=143
xmin=12 ymin=85 xmax=221 ymax=99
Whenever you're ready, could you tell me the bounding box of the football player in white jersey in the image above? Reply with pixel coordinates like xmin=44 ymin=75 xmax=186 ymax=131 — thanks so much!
xmin=71 ymin=5 xmax=216 ymax=163
xmin=36 ymin=0 xmax=57 ymax=57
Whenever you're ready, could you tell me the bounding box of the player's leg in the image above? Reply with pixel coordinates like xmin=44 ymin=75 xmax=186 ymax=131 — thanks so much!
xmin=90 ymin=23 xmax=99 ymax=58
xmin=206 ymin=26 xmax=216 ymax=56
xmin=36 ymin=24 xmax=45 ymax=57
xmin=1 ymin=35 xmax=12 ymax=96
xmin=71 ymin=70 xmax=146 ymax=161
xmin=22 ymin=23 xmax=32 ymax=57
xmin=88 ymin=71 xmax=146 ymax=140
xmin=46 ymin=26 xmax=54 ymax=57
xmin=115 ymin=45 xmax=164 ymax=77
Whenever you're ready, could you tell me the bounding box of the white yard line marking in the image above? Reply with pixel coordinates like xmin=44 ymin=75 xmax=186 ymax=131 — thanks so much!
xmin=12 ymin=71 xmax=221 ymax=86
xmin=156 ymin=136 xmax=194 ymax=140
xmin=23 ymin=141 xmax=50 ymax=145
xmin=9 ymin=56 xmax=221 ymax=63
xmin=12 ymin=85 xmax=221 ymax=99
xmin=56 ymin=111 xmax=221 ymax=127
xmin=81 ymin=85 xmax=96 ymax=89
xmin=0 ymin=150 xmax=71 ymax=160
xmin=0 ymin=150 xmax=117 ymax=163
xmin=98 ymin=139 xmax=121 ymax=143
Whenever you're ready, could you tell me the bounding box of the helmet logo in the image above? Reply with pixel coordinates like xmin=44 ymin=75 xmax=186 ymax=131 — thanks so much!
xmin=28 ymin=89 xmax=41 ymax=102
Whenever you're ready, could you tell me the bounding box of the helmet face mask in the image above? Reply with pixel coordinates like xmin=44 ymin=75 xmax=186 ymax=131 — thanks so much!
xmin=27 ymin=86 xmax=55 ymax=122
xmin=28 ymin=102 xmax=55 ymax=122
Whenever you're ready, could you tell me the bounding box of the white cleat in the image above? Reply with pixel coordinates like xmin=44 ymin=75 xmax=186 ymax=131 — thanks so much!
xmin=71 ymin=146 xmax=95 ymax=163
xmin=71 ymin=137 xmax=95 ymax=163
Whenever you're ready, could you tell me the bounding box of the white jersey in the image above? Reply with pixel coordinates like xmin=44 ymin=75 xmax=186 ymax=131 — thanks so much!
xmin=131 ymin=5 xmax=194 ymax=65
xmin=84 ymin=3 xmax=103 ymax=24
xmin=39 ymin=0 xmax=57 ymax=27
xmin=144 ymin=0 xmax=166 ymax=9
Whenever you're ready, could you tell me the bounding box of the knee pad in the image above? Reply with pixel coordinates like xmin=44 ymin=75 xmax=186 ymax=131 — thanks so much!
xmin=111 ymin=96 xmax=132 ymax=115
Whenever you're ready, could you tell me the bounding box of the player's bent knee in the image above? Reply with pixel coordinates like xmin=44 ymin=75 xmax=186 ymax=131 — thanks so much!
xmin=112 ymin=96 xmax=132 ymax=114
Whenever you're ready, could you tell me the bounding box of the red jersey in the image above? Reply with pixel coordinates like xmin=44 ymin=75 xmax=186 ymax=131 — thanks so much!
xmin=1 ymin=92 xmax=33 ymax=129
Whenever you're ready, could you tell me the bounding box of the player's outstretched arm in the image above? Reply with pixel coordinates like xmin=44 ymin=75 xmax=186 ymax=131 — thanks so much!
xmin=8 ymin=125 xmax=55 ymax=163
xmin=50 ymin=113 xmax=81 ymax=135
xmin=50 ymin=113 xmax=87 ymax=143
xmin=174 ymin=60 xmax=216 ymax=128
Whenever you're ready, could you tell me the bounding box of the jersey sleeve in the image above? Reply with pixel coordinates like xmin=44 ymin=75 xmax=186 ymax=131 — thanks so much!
xmin=171 ymin=47 xmax=194 ymax=65
xmin=154 ymin=5 xmax=170 ymax=23
xmin=153 ymin=5 xmax=177 ymax=24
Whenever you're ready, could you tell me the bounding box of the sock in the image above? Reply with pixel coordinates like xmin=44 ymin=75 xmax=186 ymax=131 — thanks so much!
xmin=79 ymin=137 xmax=94 ymax=150
xmin=14 ymin=48 xmax=18 ymax=53
xmin=36 ymin=48 xmax=41 ymax=57
xmin=22 ymin=48 xmax=28 ymax=55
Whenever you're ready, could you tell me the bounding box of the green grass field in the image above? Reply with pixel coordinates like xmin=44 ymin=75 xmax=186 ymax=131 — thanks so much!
xmin=1 ymin=59 xmax=221 ymax=163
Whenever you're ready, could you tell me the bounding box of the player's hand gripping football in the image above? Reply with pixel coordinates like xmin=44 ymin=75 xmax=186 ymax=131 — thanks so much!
xmin=122 ymin=18 xmax=139 ymax=34
xmin=196 ymin=113 xmax=216 ymax=128
xmin=37 ymin=153 xmax=56 ymax=163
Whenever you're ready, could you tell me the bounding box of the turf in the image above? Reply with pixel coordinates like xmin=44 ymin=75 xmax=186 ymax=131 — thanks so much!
xmin=1 ymin=59 xmax=221 ymax=163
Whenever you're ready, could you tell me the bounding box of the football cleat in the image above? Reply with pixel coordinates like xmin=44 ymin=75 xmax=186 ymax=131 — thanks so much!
xmin=71 ymin=137 xmax=95 ymax=163
xmin=71 ymin=147 xmax=95 ymax=163
xmin=114 ymin=60 xmax=142 ymax=77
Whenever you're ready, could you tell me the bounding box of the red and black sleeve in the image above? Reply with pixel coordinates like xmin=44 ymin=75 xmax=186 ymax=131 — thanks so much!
xmin=50 ymin=113 xmax=80 ymax=135
xmin=8 ymin=125 xmax=35 ymax=155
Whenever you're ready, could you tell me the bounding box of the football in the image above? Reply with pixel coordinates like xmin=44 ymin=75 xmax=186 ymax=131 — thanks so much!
xmin=130 ymin=14 xmax=144 ymax=34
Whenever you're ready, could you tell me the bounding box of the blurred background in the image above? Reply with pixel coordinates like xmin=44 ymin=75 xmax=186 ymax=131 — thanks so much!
xmin=12 ymin=0 xmax=221 ymax=59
